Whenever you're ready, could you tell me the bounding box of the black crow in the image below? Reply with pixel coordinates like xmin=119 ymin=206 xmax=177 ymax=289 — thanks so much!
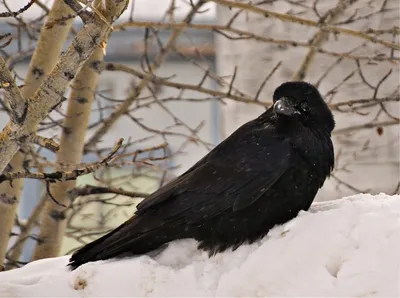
xmin=68 ymin=81 xmax=335 ymax=270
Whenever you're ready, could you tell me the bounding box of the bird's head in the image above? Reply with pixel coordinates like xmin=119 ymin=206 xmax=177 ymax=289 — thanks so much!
xmin=272 ymin=81 xmax=335 ymax=134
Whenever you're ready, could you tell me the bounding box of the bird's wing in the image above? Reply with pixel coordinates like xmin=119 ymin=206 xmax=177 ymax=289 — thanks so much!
xmin=135 ymin=120 xmax=292 ymax=220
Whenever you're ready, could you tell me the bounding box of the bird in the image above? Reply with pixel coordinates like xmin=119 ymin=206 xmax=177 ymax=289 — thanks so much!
xmin=68 ymin=81 xmax=335 ymax=270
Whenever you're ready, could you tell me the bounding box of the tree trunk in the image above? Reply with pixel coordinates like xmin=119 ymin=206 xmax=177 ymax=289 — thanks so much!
xmin=0 ymin=153 xmax=24 ymax=269
xmin=0 ymin=1 xmax=74 ymax=268
xmin=32 ymin=0 xmax=129 ymax=260
xmin=32 ymin=48 xmax=104 ymax=260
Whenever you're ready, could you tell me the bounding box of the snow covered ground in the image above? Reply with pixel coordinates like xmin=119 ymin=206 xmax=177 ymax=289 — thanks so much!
xmin=1 ymin=193 xmax=399 ymax=297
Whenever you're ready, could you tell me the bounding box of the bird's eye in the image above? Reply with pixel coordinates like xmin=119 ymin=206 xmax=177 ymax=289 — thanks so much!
xmin=299 ymin=101 xmax=308 ymax=112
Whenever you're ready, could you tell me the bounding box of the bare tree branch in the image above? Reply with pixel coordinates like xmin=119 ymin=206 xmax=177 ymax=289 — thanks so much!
xmin=0 ymin=5 xmax=114 ymax=173
xmin=293 ymin=0 xmax=358 ymax=80
xmin=69 ymin=185 xmax=149 ymax=199
xmin=0 ymin=0 xmax=398 ymax=270
xmin=84 ymin=0 xmax=207 ymax=150
xmin=28 ymin=134 xmax=60 ymax=152
xmin=0 ymin=0 xmax=35 ymax=18
xmin=210 ymin=0 xmax=400 ymax=50
xmin=333 ymin=120 xmax=399 ymax=134
xmin=0 ymin=139 xmax=123 ymax=184
xmin=114 ymin=21 xmax=399 ymax=62
xmin=0 ymin=57 xmax=27 ymax=124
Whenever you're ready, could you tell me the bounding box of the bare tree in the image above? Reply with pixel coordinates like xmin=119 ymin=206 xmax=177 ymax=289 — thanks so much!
xmin=0 ymin=0 xmax=398 ymax=270
xmin=0 ymin=0 xmax=129 ymax=268
xmin=0 ymin=0 xmax=75 ymax=267
xmin=215 ymin=0 xmax=399 ymax=200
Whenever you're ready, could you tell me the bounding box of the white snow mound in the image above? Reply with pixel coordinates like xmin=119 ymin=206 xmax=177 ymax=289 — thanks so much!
xmin=1 ymin=193 xmax=400 ymax=297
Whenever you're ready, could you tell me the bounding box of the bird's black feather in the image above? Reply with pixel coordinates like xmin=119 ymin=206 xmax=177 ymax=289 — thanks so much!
xmin=67 ymin=81 xmax=335 ymax=270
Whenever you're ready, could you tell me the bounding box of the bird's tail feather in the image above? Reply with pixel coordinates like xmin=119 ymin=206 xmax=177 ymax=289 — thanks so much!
xmin=67 ymin=218 xmax=175 ymax=270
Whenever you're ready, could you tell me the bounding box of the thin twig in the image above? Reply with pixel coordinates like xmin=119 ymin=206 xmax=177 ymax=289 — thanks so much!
xmin=27 ymin=135 xmax=60 ymax=152
xmin=333 ymin=120 xmax=399 ymax=134
xmin=69 ymin=185 xmax=149 ymax=199
xmin=209 ymin=0 xmax=400 ymax=50
xmin=114 ymin=21 xmax=400 ymax=62
xmin=0 ymin=139 xmax=124 ymax=183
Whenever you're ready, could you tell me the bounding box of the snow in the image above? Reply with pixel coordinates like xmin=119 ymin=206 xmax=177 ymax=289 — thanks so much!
xmin=1 ymin=193 xmax=399 ymax=297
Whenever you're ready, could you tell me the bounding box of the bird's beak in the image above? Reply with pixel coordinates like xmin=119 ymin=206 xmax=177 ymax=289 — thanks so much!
xmin=273 ymin=97 xmax=299 ymax=116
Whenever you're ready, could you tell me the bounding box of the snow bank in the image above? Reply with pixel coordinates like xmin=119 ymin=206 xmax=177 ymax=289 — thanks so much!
xmin=1 ymin=193 xmax=399 ymax=297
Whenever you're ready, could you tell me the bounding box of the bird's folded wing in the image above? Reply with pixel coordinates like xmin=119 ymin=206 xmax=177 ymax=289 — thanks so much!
xmin=135 ymin=130 xmax=292 ymax=221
